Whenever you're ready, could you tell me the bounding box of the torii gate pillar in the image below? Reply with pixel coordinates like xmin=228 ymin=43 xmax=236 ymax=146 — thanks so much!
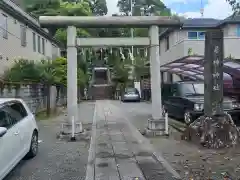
xmin=39 ymin=16 xmax=181 ymax=137
xmin=149 ymin=25 xmax=162 ymax=119
xmin=67 ymin=26 xmax=79 ymax=134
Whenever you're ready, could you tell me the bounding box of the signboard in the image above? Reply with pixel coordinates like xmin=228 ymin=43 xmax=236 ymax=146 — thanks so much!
xmin=204 ymin=29 xmax=224 ymax=116
xmin=134 ymin=81 xmax=141 ymax=98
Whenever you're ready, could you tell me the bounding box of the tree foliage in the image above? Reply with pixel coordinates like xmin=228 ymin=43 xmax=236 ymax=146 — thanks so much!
xmin=4 ymin=58 xmax=88 ymax=86
xmin=111 ymin=57 xmax=131 ymax=84
xmin=133 ymin=56 xmax=149 ymax=80
xmin=226 ymin=0 xmax=240 ymax=15
xmin=117 ymin=0 xmax=171 ymax=16
xmin=20 ymin=0 xmax=106 ymax=87
xmin=21 ymin=0 xmax=171 ymax=88
xmin=90 ymin=0 xmax=108 ymax=15
xmin=25 ymin=0 xmax=93 ymax=45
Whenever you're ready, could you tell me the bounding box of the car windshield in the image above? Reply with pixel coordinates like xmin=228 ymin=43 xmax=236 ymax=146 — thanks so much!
xmin=181 ymin=83 xmax=204 ymax=95
xmin=125 ymin=88 xmax=137 ymax=94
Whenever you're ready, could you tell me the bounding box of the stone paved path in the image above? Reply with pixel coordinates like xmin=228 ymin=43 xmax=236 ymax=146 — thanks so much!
xmin=86 ymin=100 xmax=181 ymax=180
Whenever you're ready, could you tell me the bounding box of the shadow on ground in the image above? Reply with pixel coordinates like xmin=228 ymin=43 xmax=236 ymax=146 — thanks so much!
xmin=128 ymin=113 xmax=240 ymax=179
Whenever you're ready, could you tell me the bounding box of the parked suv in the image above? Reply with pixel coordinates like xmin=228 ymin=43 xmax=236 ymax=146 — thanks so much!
xmin=0 ymin=98 xmax=39 ymax=179
xmin=162 ymin=81 xmax=240 ymax=124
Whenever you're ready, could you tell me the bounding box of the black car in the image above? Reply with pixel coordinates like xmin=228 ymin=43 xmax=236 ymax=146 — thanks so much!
xmin=162 ymin=81 xmax=240 ymax=124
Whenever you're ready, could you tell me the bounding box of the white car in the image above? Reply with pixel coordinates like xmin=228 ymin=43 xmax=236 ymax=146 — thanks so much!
xmin=0 ymin=98 xmax=39 ymax=179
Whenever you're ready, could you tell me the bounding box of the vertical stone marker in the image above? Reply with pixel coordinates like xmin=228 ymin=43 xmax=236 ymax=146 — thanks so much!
xmin=182 ymin=29 xmax=239 ymax=149
xmin=204 ymin=29 xmax=224 ymax=116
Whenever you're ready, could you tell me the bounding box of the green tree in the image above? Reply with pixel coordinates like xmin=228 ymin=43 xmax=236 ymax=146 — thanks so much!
xmin=117 ymin=0 xmax=171 ymax=16
xmin=226 ymin=0 xmax=240 ymax=15
xmin=25 ymin=0 xmax=92 ymax=44
xmin=90 ymin=0 xmax=108 ymax=15
xmin=3 ymin=59 xmax=42 ymax=83
xmin=3 ymin=57 xmax=88 ymax=87
xmin=133 ymin=56 xmax=149 ymax=80
xmin=111 ymin=56 xmax=131 ymax=88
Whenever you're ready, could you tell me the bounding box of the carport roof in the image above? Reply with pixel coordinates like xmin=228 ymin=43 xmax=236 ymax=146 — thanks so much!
xmin=146 ymin=56 xmax=240 ymax=81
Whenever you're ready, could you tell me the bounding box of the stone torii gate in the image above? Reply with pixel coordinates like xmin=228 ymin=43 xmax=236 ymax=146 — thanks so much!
xmin=39 ymin=16 xmax=181 ymax=137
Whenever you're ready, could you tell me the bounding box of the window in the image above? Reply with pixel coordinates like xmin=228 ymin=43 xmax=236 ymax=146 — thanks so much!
xmin=37 ymin=35 xmax=41 ymax=53
xmin=20 ymin=25 xmax=27 ymax=47
xmin=171 ymin=85 xmax=179 ymax=96
xmin=8 ymin=102 xmax=28 ymax=121
xmin=0 ymin=109 xmax=11 ymax=128
xmin=2 ymin=14 xmax=8 ymax=39
xmin=188 ymin=31 xmax=205 ymax=39
xmin=0 ymin=102 xmax=27 ymax=129
xmin=1 ymin=102 xmax=28 ymax=125
xmin=165 ymin=36 xmax=169 ymax=51
xmin=180 ymin=83 xmax=204 ymax=95
xmin=198 ymin=32 xmax=205 ymax=39
xmin=237 ymin=25 xmax=240 ymax=37
xmin=188 ymin=31 xmax=198 ymax=39
xmin=33 ymin=32 xmax=36 ymax=52
xmin=42 ymin=38 xmax=45 ymax=55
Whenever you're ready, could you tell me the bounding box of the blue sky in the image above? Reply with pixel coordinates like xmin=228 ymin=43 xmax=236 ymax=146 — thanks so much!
xmin=169 ymin=0 xmax=208 ymax=14
xmin=106 ymin=0 xmax=233 ymax=19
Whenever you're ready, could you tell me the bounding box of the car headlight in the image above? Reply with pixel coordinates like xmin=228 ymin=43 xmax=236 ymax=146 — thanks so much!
xmin=232 ymin=102 xmax=240 ymax=109
xmin=194 ymin=103 xmax=204 ymax=111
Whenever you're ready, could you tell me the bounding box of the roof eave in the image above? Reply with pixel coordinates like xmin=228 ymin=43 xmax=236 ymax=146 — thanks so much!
xmin=159 ymin=25 xmax=218 ymax=39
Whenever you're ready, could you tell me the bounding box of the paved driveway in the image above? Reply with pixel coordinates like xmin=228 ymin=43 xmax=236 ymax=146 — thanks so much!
xmin=111 ymin=100 xmax=153 ymax=131
xmin=4 ymin=102 xmax=95 ymax=180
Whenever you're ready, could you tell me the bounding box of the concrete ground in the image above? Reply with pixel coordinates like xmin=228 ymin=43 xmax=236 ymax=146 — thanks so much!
xmin=5 ymin=100 xmax=240 ymax=180
xmin=87 ymin=100 xmax=180 ymax=180
xmin=4 ymin=102 xmax=95 ymax=180
xmin=116 ymin=100 xmax=240 ymax=179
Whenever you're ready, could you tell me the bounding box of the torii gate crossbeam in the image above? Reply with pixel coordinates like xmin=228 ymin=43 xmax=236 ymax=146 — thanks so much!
xmin=39 ymin=16 xmax=182 ymax=137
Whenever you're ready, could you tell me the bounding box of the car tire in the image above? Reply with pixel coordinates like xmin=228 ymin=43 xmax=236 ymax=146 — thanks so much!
xmin=184 ymin=110 xmax=192 ymax=125
xmin=26 ymin=130 xmax=38 ymax=159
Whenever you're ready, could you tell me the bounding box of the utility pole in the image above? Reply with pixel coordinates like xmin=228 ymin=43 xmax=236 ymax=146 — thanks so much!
xmin=200 ymin=0 xmax=204 ymax=17
xmin=130 ymin=0 xmax=134 ymax=64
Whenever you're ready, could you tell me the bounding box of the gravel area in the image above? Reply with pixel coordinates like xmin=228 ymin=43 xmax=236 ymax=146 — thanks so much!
xmin=4 ymin=102 xmax=95 ymax=180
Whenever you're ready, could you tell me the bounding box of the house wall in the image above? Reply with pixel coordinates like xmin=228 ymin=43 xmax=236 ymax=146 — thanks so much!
xmin=159 ymin=24 xmax=240 ymax=67
xmin=159 ymin=31 xmax=185 ymax=66
xmin=0 ymin=7 xmax=60 ymax=74
xmin=222 ymin=24 xmax=240 ymax=58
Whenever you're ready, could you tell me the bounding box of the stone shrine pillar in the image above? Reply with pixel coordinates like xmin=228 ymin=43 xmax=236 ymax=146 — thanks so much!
xmin=204 ymin=29 xmax=224 ymax=116
xmin=182 ymin=29 xmax=239 ymax=148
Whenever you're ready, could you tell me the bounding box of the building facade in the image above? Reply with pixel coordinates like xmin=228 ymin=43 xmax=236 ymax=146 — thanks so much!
xmin=159 ymin=17 xmax=240 ymax=82
xmin=0 ymin=0 xmax=61 ymax=74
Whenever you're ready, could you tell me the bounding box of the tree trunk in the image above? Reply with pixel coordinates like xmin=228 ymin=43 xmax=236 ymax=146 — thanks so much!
xmin=46 ymin=84 xmax=51 ymax=116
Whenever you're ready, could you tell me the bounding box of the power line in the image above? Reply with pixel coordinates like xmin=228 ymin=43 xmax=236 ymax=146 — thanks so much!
xmin=200 ymin=0 xmax=204 ymax=17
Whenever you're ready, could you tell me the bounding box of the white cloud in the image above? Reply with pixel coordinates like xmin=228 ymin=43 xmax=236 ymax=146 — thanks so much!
xmin=180 ymin=0 xmax=233 ymax=19
xmin=106 ymin=0 xmax=233 ymax=19
xmin=106 ymin=0 xmax=119 ymax=16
